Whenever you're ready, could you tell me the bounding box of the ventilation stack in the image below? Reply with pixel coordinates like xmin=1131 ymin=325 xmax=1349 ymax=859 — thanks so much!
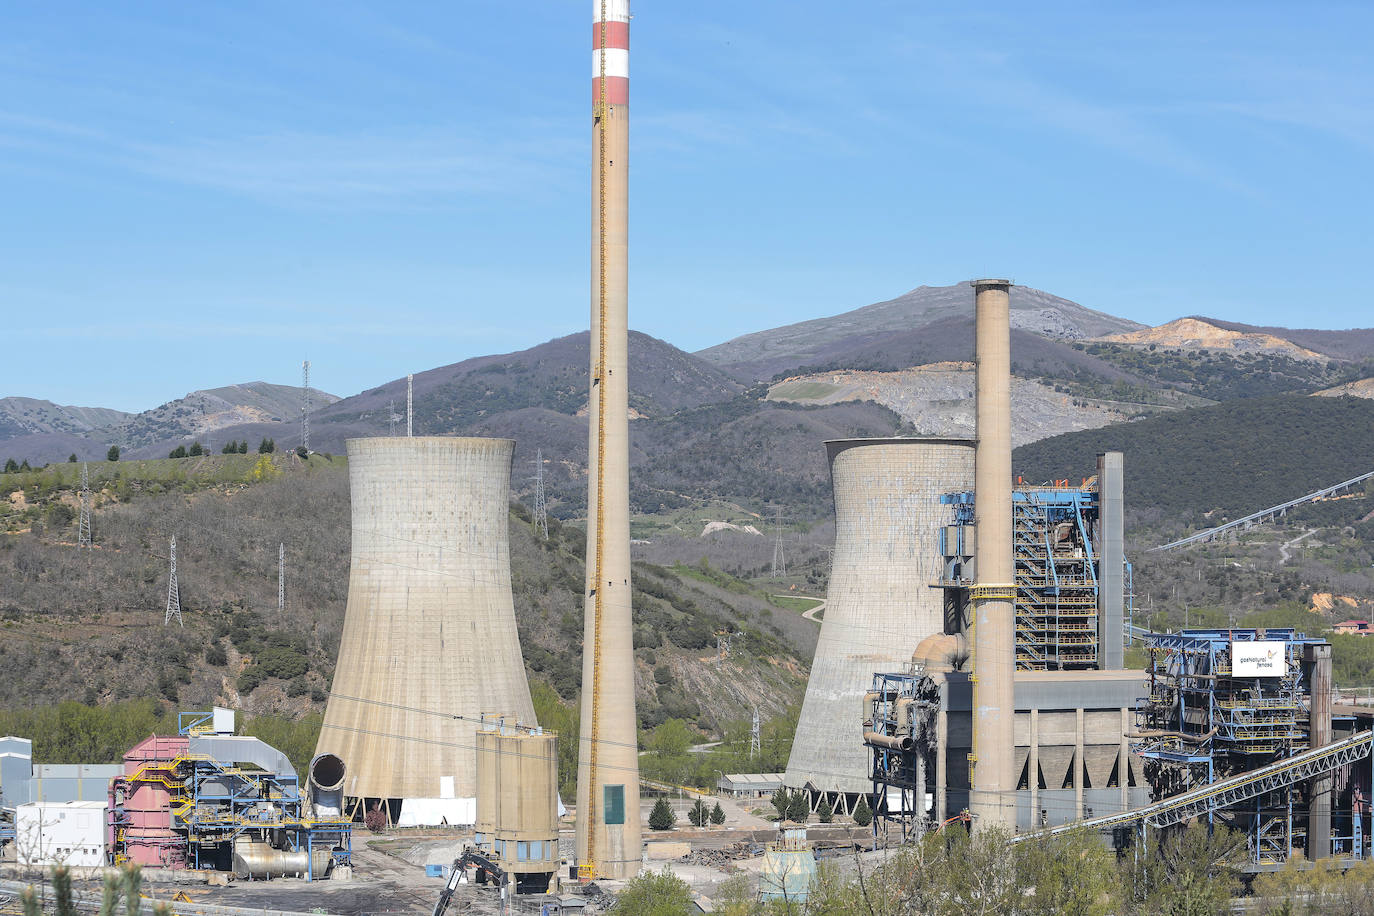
xmin=575 ymin=0 xmax=640 ymax=881
xmin=316 ymin=437 xmax=536 ymax=825
xmin=785 ymin=438 xmax=974 ymax=812
xmin=969 ymin=279 xmax=1017 ymax=830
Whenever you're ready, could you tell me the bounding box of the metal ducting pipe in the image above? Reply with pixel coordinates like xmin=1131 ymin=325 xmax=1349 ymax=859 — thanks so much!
xmin=863 ymin=732 xmax=915 ymax=752
xmin=309 ymin=753 xmax=346 ymax=816
xmin=233 ymin=840 xmax=333 ymax=879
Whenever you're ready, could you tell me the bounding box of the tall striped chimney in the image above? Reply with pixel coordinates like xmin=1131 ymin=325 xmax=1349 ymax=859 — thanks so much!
xmin=969 ymin=279 xmax=1017 ymax=830
xmin=575 ymin=0 xmax=641 ymax=880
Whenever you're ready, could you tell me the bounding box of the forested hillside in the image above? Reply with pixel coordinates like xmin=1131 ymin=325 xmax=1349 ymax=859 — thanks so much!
xmin=0 ymin=456 xmax=812 ymax=746
xmin=1013 ymin=395 xmax=1374 ymax=522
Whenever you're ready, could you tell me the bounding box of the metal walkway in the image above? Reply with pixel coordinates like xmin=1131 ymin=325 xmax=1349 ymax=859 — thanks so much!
xmin=1151 ymin=470 xmax=1374 ymax=552
xmin=1013 ymin=730 xmax=1373 ymax=841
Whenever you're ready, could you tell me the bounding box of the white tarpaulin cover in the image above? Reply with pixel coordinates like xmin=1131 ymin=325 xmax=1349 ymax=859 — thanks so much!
xmin=396 ymin=797 xmax=476 ymax=827
xmin=1232 ymin=641 xmax=1285 ymax=677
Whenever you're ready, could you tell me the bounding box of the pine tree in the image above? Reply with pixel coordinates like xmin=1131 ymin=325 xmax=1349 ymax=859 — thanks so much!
xmin=817 ymin=798 xmax=834 ymax=823
xmin=188 ymin=442 xmax=203 ymax=457
xmin=649 ymin=797 xmax=676 ymax=831
xmin=710 ymin=802 xmax=725 ymax=826
xmin=4 ymin=458 xmax=17 ymax=473
xmin=68 ymin=454 xmax=77 ymax=463
xmin=238 ymin=440 xmax=248 ymax=454
xmin=787 ymin=790 xmax=809 ymax=823
xmin=852 ymin=796 xmax=873 ymax=827
xmin=106 ymin=445 xmax=120 ymax=461
xmin=688 ymin=797 xmax=709 ymax=827
xmin=771 ymin=787 xmax=790 ymax=821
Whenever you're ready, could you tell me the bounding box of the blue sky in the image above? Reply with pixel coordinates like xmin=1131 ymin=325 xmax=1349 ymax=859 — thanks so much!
xmin=2 ymin=2 xmax=1370 ymax=411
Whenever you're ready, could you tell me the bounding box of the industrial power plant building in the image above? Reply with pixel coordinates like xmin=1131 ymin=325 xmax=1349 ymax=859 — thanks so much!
xmin=788 ymin=280 xmax=1149 ymax=832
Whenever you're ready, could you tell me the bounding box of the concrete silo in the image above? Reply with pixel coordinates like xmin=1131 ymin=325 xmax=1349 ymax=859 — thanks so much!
xmin=786 ymin=437 xmax=974 ymax=812
xmin=316 ymin=437 xmax=536 ymax=825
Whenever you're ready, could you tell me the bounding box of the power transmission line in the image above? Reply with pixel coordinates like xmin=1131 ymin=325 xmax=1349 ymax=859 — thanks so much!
xmin=531 ymin=449 xmax=548 ymax=538
xmin=770 ymin=505 xmax=788 ymax=579
xmin=164 ymin=535 xmax=183 ymax=627
xmin=301 ymin=359 xmax=311 ymax=452
xmin=77 ymin=463 xmax=92 ymax=550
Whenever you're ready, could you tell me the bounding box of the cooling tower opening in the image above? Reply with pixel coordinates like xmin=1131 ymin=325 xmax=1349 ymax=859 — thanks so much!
xmin=310 ymin=753 xmax=346 ymax=792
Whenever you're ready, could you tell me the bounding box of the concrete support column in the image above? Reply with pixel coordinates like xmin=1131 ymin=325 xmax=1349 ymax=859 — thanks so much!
xmin=1307 ymin=643 xmax=1333 ymax=859
xmin=1097 ymin=452 xmax=1125 ymax=669
xmin=936 ymin=707 xmax=948 ymax=824
xmin=1119 ymin=707 xmax=1130 ymax=813
xmin=1075 ymin=707 xmax=1086 ymax=819
xmin=1029 ymin=709 xmax=1040 ymax=826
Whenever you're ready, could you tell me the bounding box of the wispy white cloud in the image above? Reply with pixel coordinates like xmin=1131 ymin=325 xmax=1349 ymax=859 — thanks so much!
xmin=11 ymin=319 xmax=529 ymax=342
xmin=0 ymin=107 xmax=582 ymax=209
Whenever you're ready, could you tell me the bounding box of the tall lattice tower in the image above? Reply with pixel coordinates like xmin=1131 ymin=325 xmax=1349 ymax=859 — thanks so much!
xmin=278 ymin=542 xmax=285 ymax=612
xmin=770 ymin=506 xmax=787 ymax=579
xmin=301 ymin=359 xmax=312 ymax=452
xmin=165 ymin=535 xmax=183 ymax=627
xmin=531 ymin=449 xmax=549 ymax=539
xmin=77 ymin=463 xmax=92 ymax=550
xmin=406 ymin=374 xmax=413 ymax=437
xmin=750 ymin=706 xmax=761 ymax=760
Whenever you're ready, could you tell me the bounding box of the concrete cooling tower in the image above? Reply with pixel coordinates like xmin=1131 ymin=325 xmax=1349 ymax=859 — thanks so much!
xmin=316 ymin=437 xmax=536 ymax=826
xmin=786 ymin=438 xmax=974 ymax=810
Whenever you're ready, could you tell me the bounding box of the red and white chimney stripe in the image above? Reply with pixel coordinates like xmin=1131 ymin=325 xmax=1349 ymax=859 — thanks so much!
xmin=593 ymin=0 xmax=629 ymax=107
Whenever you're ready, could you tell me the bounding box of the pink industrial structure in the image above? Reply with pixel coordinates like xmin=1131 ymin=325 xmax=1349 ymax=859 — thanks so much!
xmin=111 ymin=734 xmax=189 ymax=867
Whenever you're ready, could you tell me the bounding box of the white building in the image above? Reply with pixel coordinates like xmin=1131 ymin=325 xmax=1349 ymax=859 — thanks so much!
xmin=15 ymin=801 xmax=107 ymax=867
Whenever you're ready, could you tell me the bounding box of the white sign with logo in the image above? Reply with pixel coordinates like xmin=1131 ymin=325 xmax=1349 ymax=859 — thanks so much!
xmin=1232 ymin=640 xmax=1285 ymax=677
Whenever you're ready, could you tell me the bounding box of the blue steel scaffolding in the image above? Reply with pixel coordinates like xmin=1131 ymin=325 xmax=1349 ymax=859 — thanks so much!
xmin=941 ymin=484 xmax=1120 ymax=670
xmin=1136 ymin=629 xmax=1369 ymax=865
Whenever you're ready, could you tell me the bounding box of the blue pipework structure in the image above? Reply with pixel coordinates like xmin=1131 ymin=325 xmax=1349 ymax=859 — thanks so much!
xmin=1135 ymin=629 xmax=1370 ymax=866
xmin=107 ymin=711 xmax=351 ymax=879
xmin=174 ymin=715 xmax=350 ymax=879
xmin=863 ymin=671 xmax=941 ymax=843
xmin=941 ymin=483 xmax=1126 ymax=671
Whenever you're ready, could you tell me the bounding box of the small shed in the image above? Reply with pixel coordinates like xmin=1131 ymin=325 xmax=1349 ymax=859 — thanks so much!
xmin=716 ymin=773 xmax=785 ymax=799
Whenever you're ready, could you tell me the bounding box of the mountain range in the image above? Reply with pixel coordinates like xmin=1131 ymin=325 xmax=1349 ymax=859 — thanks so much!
xmin=5 ymin=280 xmax=1373 ymax=522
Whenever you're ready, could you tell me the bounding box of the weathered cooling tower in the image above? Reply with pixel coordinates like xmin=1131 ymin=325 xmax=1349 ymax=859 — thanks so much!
xmin=786 ymin=438 xmax=975 ymax=810
xmin=316 ymin=437 xmax=536 ymax=823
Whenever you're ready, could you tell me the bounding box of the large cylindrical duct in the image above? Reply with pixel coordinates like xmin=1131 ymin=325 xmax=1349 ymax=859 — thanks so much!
xmin=970 ymin=279 xmax=1017 ymax=830
xmin=308 ymin=753 xmax=346 ymax=817
xmin=233 ymin=840 xmax=333 ymax=880
xmin=785 ymin=438 xmax=974 ymax=799
xmin=315 ymin=437 xmax=536 ymax=808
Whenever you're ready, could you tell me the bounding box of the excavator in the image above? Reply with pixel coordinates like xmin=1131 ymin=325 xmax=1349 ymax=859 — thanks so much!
xmin=430 ymin=847 xmax=510 ymax=916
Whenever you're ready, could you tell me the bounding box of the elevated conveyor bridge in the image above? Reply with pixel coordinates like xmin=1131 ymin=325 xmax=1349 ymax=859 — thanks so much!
xmin=1013 ymin=729 xmax=1373 ymax=841
xmin=1152 ymin=471 xmax=1374 ymax=552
